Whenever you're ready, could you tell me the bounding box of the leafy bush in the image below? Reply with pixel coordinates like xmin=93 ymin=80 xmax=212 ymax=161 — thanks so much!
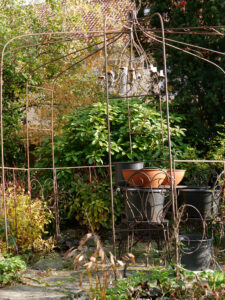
xmin=35 ymin=98 xmax=197 ymax=167
xmin=106 ymin=267 xmax=225 ymax=299
xmin=51 ymin=168 xmax=123 ymax=230
xmin=72 ymin=177 xmax=123 ymax=231
xmin=34 ymin=98 xmax=198 ymax=229
xmin=208 ymin=124 xmax=225 ymax=160
xmin=0 ymin=187 xmax=54 ymax=253
xmin=0 ymin=254 xmax=26 ymax=286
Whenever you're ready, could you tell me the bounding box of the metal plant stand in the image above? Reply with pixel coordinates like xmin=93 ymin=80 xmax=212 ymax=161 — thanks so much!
xmin=116 ymin=169 xmax=171 ymax=259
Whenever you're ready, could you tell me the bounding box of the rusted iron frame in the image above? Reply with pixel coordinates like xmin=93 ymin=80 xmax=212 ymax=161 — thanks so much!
xmin=141 ymin=30 xmax=224 ymax=36
xmin=138 ymin=18 xmax=225 ymax=266
xmin=5 ymin=26 xmax=223 ymax=55
xmin=134 ymin=21 xmax=166 ymax=153
xmin=49 ymin=33 xmax=124 ymax=237
xmin=135 ymin=18 xmax=225 ymax=64
xmin=122 ymin=11 xmax=178 ymax=267
xmin=134 ymin=26 xmax=165 ymax=155
xmin=140 ymin=30 xmax=225 ymax=76
xmin=148 ymin=31 xmax=224 ymax=36
xmin=50 ymin=85 xmax=60 ymax=238
xmin=0 ymin=160 xmax=168 ymax=171
xmin=150 ymin=12 xmax=179 ymax=269
xmin=138 ymin=25 xmax=225 ymax=35
xmin=27 ymin=33 xmax=122 ymax=75
xmin=5 ymin=36 xmax=75 ymax=56
xmin=51 ymin=34 xmax=123 ymax=82
xmin=23 ymin=30 xmax=123 ymax=238
xmin=5 ymin=29 xmax=128 ymax=55
xmin=126 ymin=16 xmax=134 ymax=159
xmin=141 ymin=30 xmax=225 ymax=58
xmin=152 ymin=25 xmax=225 ymax=31
xmin=25 ymin=82 xmax=31 ymax=194
xmin=1 ymin=21 xmax=224 ymax=258
xmin=0 ymin=24 xmax=172 ymax=253
xmin=0 ymin=29 xmax=124 ymax=250
xmin=104 ymin=17 xmax=116 ymax=257
xmin=17 ymin=33 xmax=122 ymax=83
xmin=162 ymin=37 xmax=225 ymax=57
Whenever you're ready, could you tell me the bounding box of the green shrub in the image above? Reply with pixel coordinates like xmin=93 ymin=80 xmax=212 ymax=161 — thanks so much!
xmin=208 ymin=124 xmax=225 ymax=160
xmin=35 ymin=98 xmax=197 ymax=167
xmin=34 ymin=98 xmax=198 ymax=229
xmin=106 ymin=267 xmax=225 ymax=299
xmin=72 ymin=177 xmax=123 ymax=231
xmin=0 ymin=255 xmax=26 ymax=286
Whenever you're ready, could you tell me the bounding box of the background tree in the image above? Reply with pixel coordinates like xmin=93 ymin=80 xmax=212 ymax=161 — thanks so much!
xmin=136 ymin=0 xmax=225 ymax=155
xmin=0 ymin=0 xmax=128 ymax=166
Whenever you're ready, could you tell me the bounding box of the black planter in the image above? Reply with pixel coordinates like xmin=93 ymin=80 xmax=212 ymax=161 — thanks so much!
xmin=114 ymin=161 xmax=144 ymax=186
xmin=178 ymin=187 xmax=219 ymax=219
xmin=125 ymin=188 xmax=166 ymax=222
xmin=179 ymin=234 xmax=212 ymax=271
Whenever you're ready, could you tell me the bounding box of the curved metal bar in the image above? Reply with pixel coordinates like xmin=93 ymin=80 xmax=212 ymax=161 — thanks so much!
xmin=138 ymin=28 xmax=225 ymax=75
xmin=51 ymin=33 xmax=123 ymax=82
xmin=123 ymin=168 xmax=169 ymax=223
xmin=133 ymin=11 xmax=178 ymax=268
xmin=28 ymin=33 xmax=123 ymax=77
xmin=149 ymin=12 xmax=176 ymax=226
xmin=104 ymin=17 xmax=116 ymax=257
xmin=26 ymin=81 xmax=31 ymax=194
xmin=177 ymin=204 xmax=206 ymax=255
xmin=1 ymin=28 xmax=125 ymax=243
xmin=1 ymin=14 xmax=225 ymax=257
xmin=212 ymin=170 xmax=225 ymax=215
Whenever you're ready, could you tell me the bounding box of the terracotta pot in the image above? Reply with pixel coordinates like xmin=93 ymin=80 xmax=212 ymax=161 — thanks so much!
xmin=162 ymin=169 xmax=186 ymax=186
xmin=122 ymin=168 xmax=166 ymax=188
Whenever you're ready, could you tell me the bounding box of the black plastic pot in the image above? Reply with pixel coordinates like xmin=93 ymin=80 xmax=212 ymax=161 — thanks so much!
xmin=125 ymin=188 xmax=166 ymax=222
xmin=179 ymin=234 xmax=212 ymax=271
xmin=178 ymin=187 xmax=218 ymax=219
xmin=114 ymin=161 xmax=144 ymax=186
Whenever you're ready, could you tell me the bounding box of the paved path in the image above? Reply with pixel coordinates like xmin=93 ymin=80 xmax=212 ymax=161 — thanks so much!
xmin=0 ymin=254 xmax=89 ymax=300
xmin=0 ymin=269 xmax=88 ymax=299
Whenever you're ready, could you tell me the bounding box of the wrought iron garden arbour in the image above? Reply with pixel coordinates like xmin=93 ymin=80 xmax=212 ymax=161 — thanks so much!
xmin=0 ymin=9 xmax=224 ymax=268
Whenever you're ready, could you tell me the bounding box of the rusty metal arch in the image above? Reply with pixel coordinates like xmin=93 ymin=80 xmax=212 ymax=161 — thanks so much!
xmin=0 ymin=14 xmax=224 ymax=264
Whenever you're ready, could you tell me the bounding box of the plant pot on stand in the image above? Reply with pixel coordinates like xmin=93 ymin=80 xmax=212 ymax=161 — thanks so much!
xmin=125 ymin=187 xmax=166 ymax=223
xmin=122 ymin=168 xmax=167 ymax=188
xmin=114 ymin=161 xmax=144 ymax=186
